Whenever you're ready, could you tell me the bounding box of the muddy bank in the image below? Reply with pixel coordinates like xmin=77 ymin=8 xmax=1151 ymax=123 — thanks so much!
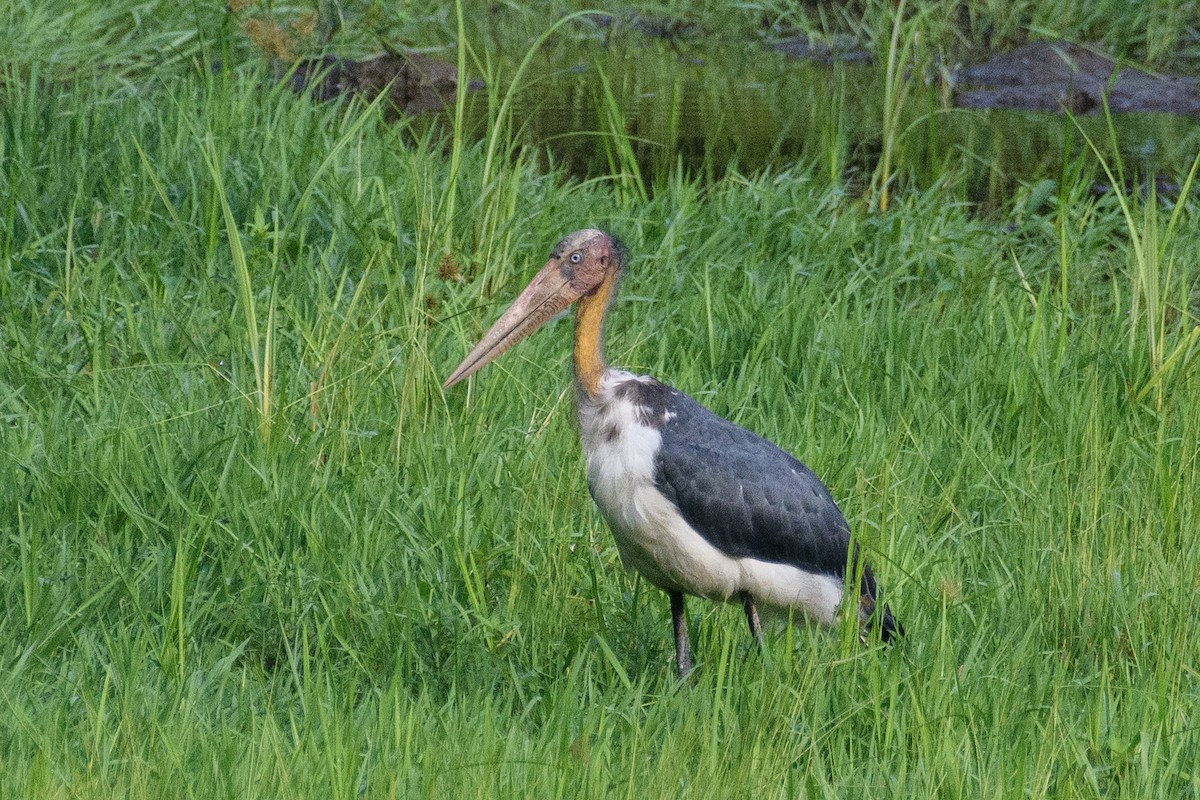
xmin=952 ymin=41 xmax=1200 ymax=116
xmin=287 ymin=51 xmax=481 ymax=116
xmin=772 ymin=34 xmax=871 ymax=65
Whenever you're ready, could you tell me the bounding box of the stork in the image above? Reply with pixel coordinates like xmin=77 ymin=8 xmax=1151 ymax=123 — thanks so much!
xmin=444 ymin=229 xmax=901 ymax=677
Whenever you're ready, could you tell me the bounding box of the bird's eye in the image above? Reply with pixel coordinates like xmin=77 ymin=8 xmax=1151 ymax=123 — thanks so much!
xmin=569 ymin=252 xmax=582 ymax=264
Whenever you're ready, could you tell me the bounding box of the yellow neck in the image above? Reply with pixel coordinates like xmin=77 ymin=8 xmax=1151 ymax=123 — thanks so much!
xmin=573 ymin=270 xmax=617 ymax=398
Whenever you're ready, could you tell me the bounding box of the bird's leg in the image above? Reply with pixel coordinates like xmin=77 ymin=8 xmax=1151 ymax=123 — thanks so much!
xmin=741 ymin=592 xmax=764 ymax=650
xmin=670 ymin=590 xmax=692 ymax=678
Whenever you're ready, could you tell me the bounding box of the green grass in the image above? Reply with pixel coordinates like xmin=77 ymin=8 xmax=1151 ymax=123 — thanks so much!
xmin=3 ymin=2 xmax=1200 ymax=798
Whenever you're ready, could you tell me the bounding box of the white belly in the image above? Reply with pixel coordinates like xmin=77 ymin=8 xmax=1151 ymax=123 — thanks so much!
xmin=578 ymin=371 xmax=845 ymax=624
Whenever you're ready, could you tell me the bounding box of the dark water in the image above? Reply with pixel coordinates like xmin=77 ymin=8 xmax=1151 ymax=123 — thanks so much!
xmin=427 ymin=31 xmax=1200 ymax=202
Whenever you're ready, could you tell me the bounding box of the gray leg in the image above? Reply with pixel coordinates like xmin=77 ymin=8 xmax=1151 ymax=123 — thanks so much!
xmin=670 ymin=590 xmax=692 ymax=678
xmin=742 ymin=592 xmax=763 ymax=649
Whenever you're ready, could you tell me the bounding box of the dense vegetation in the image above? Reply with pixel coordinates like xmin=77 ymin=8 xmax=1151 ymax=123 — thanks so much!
xmin=3 ymin=1 xmax=1198 ymax=797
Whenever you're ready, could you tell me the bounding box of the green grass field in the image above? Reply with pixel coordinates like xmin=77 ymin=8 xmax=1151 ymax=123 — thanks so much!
xmin=3 ymin=2 xmax=1200 ymax=797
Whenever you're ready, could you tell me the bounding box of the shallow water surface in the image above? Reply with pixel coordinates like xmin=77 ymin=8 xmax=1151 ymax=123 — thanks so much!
xmin=431 ymin=28 xmax=1200 ymax=201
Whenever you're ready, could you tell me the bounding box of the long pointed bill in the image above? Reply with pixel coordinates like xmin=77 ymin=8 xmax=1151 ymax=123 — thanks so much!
xmin=443 ymin=259 xmax=580 ymax=389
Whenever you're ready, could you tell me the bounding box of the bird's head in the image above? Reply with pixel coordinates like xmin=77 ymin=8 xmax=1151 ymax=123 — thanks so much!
xmin=443 ymin=229 xmax=624 ymax=389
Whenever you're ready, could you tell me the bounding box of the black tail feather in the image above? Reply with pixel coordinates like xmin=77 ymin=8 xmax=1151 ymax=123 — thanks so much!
xmin=878 ymin=603 xmax=904 ymax=644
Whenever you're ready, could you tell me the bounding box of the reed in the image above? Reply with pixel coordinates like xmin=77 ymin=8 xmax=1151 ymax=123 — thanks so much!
xmin=2 ymin=3 xmax=1198 ymax=798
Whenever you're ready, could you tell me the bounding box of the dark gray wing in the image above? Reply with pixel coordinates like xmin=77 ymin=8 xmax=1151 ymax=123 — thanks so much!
xmin=643 ymin=382 xmax=869 ymax=585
